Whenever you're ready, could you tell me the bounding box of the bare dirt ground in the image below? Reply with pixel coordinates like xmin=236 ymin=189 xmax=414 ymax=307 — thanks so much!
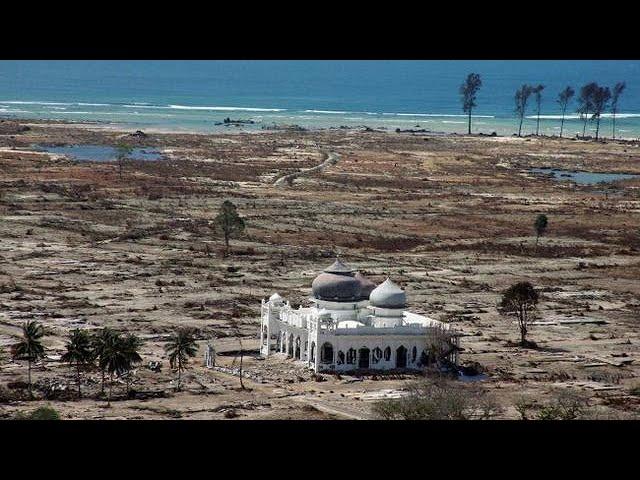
xmin=1 ymin=120 xmax=640 ymax=419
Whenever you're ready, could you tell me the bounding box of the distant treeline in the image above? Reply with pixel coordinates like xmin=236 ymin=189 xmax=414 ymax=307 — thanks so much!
xmin=460 ymin=73 xmax=627 ymax=140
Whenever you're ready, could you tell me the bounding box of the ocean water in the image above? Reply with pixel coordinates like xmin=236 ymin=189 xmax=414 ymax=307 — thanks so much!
xmin=0 ymin=60 xmax=639 ymax=137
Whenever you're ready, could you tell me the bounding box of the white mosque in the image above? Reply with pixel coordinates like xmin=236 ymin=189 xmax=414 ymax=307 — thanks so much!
xmin=259 ymin=258 xmax=459 ymax=373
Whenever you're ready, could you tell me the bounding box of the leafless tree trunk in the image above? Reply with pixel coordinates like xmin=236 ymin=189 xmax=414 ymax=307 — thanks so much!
xmin=238 ymin=337 xmax=244 ymax=390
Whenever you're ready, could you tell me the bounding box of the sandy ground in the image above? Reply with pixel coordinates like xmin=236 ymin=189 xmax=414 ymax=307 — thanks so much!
xmin=1 ymin=120 xmax=640 ymax=420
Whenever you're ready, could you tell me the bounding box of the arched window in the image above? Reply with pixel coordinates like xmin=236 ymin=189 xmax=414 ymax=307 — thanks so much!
xmin=346 ymin=348 xmax=357 ymax=364
xmin=320 ymin=342 xmax=334 ymax=363
xmin=412 ymin=346 xmax=417 ymax=363
xmin=310 ymin=342 xmax=316 ymax=362
xmin=372 ymin=347 xmax=383 ymax=364
xmin=337 ymin=351 xmax=345 ymax=365
xmin=384 ymin=346 xmax=391 ymax=361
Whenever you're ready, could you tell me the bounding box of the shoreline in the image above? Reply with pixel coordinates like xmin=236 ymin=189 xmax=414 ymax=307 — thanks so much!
xmin=3 ymin=110 xmax=640 ymax=141
xmin=2 ymin=112 xmax=640 ymax=420
xmin=8 ymin=117 xmax=640 ymax=145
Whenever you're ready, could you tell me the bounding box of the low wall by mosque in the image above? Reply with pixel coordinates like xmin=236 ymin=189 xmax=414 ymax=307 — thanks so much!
xmin=325 ymin=325 xmax=429 ymax=336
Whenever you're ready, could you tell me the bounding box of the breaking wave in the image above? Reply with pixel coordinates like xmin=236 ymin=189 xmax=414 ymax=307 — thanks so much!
xmin=168 ymin=104 xmax=286 ymax=112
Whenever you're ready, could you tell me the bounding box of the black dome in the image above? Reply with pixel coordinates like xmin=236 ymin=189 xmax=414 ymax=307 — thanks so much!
xmin=312 ymin=272 xmax=361 ymax=301
xmin=311 ymin=258 xmax=361 ymax=302
xmin=354 ymin=272 xmax=376 ymax=300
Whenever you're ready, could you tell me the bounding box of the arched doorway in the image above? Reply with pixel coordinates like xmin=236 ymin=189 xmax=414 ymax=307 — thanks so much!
xmin=288 ymin=333 xmax=294 ymax=357
xmin=310 ymin=342 xmax=316 ymax=362
xmin=358 ymin=347 xmax=370 ymax=369
xmin=320 ymin=342 xmax=334 ymax=364
xmin=396 ymin=345 xmax=407 ymax=368
xmin=372 ymin=347 xmax=383 ymax=364
xmin=384 ymin=346 xmax=391 ymax=362
xmin=295 ymin=337 xmax=301 ymax=359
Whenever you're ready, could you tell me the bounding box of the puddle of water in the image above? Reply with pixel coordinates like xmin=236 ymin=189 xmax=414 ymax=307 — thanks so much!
xmin=458 ymin=373 xmax=488 ymax=382
xmin=33 ymin=144 xmax=164 ymax=162
xmin=530 ymin=167 xmax=639 ymax=185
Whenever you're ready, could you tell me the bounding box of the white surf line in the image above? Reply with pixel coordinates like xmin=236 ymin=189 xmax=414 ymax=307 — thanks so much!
xmin=273 ymin=151 xmax=339 ymax=186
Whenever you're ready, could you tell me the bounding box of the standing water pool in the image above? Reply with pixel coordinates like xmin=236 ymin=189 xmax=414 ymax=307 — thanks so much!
xmin=529 ymin=167 xmax=640 ymax=185
xmin=33 ymin=144 xmax=165 ymax=162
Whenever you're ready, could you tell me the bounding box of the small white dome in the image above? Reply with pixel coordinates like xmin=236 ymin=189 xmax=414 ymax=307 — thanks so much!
xmin=369 ymin=278 xmax=406 ymax=309
xmin=269 ymin=293 xmax=284 ymax=304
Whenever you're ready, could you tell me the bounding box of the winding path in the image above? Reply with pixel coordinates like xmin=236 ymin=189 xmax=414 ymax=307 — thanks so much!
xmin=273 ymin=151 xmax=339 ymax=186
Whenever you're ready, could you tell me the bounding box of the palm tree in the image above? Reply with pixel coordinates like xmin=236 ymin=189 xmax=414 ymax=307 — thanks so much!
xmin=11 ymin=321 xmax=46 ymax=398
xmin=121 ymin=333 xmax=143 ymax=396
xmin=99 ymin=331 xmax=133 ymax=406
xmin=61 ymin=329 xmax=93 ymax=398
xmin=164 ymin=328 xmax=198 ymax=391
xmin=91 ymin=327 xmax=115 ymax=396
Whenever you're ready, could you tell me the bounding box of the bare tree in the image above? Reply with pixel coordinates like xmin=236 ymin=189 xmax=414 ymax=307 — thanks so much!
xmin=534 ymin=213 xmax=548 ymax=248
xmin=515 ymin=84 xmax=533 ymax=137
xmin=577 ymin=82 xmax=597 ymax=138
xmin=611 ymin=81 xmax=626 ymax=140
xmin=498 ymin=282 xmax=539 ymax=347
xmin=591 ymin=84 xmax=611 ymax=141
xmin=116 ymin=144 xmax=132 ymax=179
xmin=214 ymin=200 xmax=246 ymax=256
xmin=229 ymin=318 xmax=245 ymax=390
xmin=459 ymin=73 xmax=482 ymax=135
xmin=532 ymin=84 xmax=545 ymax=135
xmin=556 ymin=86 xmax=575 ymax=138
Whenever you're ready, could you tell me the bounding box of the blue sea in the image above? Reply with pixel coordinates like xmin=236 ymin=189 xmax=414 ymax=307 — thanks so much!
xmin=0 ymin=60 xmax=639 ymax=138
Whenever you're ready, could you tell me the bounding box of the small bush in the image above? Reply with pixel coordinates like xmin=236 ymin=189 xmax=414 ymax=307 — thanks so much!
xmin=372 ymin=378 xmax=501 ymax=420
xmin=537 ymin=391 xmax=587 ymax=420
xmin=224 ymin=409 xmax=238 ymax=419
xmin=15 ymin=405 xmax=61 ymax=420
